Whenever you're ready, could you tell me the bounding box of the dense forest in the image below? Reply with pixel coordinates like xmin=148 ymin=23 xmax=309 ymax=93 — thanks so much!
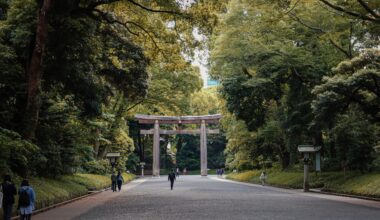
xmin=0 ymin=0 xmax=379 ymax=178
xmin=211 ymin=0 xmax=380 ymax=172
xmin=0 ymin=0 xmax=226 ymax=177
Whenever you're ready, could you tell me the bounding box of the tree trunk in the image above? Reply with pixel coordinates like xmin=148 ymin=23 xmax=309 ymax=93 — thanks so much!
xmin=275 ymin=143 xmax=290 ymax=169
xmin=23 ymin=0 xmax=54 ymax=140
xmin=94 ymin=128 xmax=101 ymax=157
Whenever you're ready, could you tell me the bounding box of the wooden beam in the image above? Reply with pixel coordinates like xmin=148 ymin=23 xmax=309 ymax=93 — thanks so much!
xmin=137 ymin=119 xmax=220 ymax=124
xmin=135 ymin=114 xmax=222 ymax=124
xmin=140 ymin=129 xmax=220 ymax=135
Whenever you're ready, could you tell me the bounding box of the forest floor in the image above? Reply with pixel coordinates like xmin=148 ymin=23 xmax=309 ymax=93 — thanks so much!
xmin=0 ymin=173 xmax=135 ymax=220
xmin=227 ymin=170 xmax=380 ymax=199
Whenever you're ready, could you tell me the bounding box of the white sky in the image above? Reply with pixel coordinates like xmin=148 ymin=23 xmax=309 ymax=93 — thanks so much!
xmin=191 ymin=28 xmax=210 ymax=88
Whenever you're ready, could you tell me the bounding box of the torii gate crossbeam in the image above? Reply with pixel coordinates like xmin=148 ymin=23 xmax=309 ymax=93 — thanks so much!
xmin=135 ymin=114 xmax=222 ymax=177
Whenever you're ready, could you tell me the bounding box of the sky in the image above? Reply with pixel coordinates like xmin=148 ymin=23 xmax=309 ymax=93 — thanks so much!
xmin=191 ymin=28 xmax=210 ymax=88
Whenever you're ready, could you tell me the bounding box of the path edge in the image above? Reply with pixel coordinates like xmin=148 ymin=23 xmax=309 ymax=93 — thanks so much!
xmin=217 ymin=176 xmax=380 ymax=202
xmin=10 ymin=177 xmax=138 ymax=220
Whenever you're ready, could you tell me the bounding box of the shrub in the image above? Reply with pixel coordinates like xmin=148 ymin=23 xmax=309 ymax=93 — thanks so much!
xmin=82 ymin=160 xmax=110 ymax=174
xmin=0 ymin=127 xmax=38 ymax=176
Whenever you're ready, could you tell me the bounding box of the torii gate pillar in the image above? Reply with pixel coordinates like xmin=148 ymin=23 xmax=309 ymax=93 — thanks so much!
xmin=153 ymin=120 xmax=160 ymax=177
xmin=200 ymin=120 xmax=207 ymax=176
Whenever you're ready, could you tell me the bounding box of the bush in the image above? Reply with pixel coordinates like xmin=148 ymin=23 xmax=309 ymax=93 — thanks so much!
xmin=371 ymin=156 xmax=380 ymax=171
xmin=82 ymin=160 xmax=110 ymax=174
xmin=0 ymin=127 xmax=38 ymax=176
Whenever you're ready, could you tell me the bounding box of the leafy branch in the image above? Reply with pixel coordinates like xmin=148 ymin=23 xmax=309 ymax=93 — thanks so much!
xmin=319 ymin=0 xmax=380 ymax=23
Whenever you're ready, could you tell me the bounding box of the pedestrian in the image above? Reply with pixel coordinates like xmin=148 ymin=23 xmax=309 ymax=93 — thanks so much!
xmin=176 ymin=167 xmax=180 ymax=178
xmin=260 ymin=171 xmax=267 ymax=186
xmin=116 ymin=171 xmax=124 ymax=192
xmin=221 ymin=168 xmax=225 ymax=176
xmin=168 ymin=169 xmax=176 ymax=190
xmin=183 ymin=168 xmax=187 ymax=175
xmin=1 ymin=175 xmax=17 ymax=220
xmin=111 ymin=172 xmax=117 ymax=192
xmin=18 ymin=179 xmax=36 ymax=220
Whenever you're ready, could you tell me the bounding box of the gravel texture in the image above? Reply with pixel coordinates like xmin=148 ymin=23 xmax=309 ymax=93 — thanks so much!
xmin=35 ymin=175 xmax=380 ymax=220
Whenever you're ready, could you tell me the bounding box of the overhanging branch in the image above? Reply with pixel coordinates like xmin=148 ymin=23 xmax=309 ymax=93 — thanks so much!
xmin=357 ymin=0 xmax=380 ymax=19
xmin=93 ymin=8 xmax=139 ymax=36
xmin=289 ymin=12 xmax=352 ymax=58
xmin=126 ymin=0 xmax=182 ymax=16
xmin=319 ymin=0 xmax=380 ymax=23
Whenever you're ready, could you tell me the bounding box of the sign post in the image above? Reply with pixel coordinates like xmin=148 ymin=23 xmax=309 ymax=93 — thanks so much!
xmin=297 ymin=145 xmax=321 ymax=192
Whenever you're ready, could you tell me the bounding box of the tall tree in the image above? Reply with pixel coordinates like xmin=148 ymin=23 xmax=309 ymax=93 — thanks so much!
xmin=24 ymin=0 xmax=54 ymax=140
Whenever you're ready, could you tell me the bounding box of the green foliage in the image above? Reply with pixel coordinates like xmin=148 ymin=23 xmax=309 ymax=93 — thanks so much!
xmin=176 ymin=135 xmax=201 ymax=170
xmin=211 ymin=0 xmax=380 ymax=171
xmin=313 ymin=49 xmax=380 ymax=123
xmin=222 ymin=111 xmax=257 ymax=170
xmin=0 ymin=0 xmax=225 ymax=177
xmin=331 ymin=111 xmax=377 ymax=171
xmin=0 ymin=127 xmax=38 ymax=176
xmin=125 ymin=152 xmax=139 ymax=172
xmin=82 ymin=160 xmax=110 ymax=175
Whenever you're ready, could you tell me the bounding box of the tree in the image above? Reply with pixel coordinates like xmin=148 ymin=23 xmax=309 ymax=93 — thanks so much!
xmin=210 ymin=0 xmax=343 ymax=166
xmin=312 ymin=49 xmax=380 ymax=124
xmin=0 ymin=0 xmax=226 ymax=176
xmin=23 ymin=0 xmax=54 ymax=140
xmin=210 ymin=0 xmax=378 ymax=169
xmin=331 ymin=110 xmax=377 ymax=171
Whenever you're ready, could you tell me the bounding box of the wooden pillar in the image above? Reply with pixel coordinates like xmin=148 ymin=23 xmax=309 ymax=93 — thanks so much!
xmin=153 ymin=120 xmax=160 ymax=177
xmin=200 ymin=120 xmax=207 ymax=176
xmin=303 ymin=153 xmax=309 ymax=192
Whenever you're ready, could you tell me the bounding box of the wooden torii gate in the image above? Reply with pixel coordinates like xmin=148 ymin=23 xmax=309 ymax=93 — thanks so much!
xmin=135 ymin=114 xmax=222 ymax=177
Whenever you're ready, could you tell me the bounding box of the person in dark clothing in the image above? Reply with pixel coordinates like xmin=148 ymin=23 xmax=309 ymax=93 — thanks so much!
xmin=116 ymin=171 xmax=124 ymax=192
xmin=1 ymin=175 xmax=17 ymax=220
xmin=111 ymin=172 xmax=117 ymax=192
xmin=168 ymin=170 xmax=176 ymax=190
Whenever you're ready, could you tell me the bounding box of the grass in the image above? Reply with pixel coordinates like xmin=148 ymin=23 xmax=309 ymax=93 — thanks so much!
xmin=0 ymin=173 xmax=135 ymax=220
xmin=227 ymin=169 xmax=380 ymax=198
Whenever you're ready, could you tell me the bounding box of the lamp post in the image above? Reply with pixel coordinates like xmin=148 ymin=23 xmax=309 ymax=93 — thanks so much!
xmin=106 ymin=152 xmax=121 ymax=172
xmin=140 ymin=162 xmax=146 ymax=177
xmin=297 ymin=145 xmax=321 ymax=192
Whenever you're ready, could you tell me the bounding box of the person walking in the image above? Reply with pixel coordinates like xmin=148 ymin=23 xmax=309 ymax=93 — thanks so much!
xmin=1 ymin=175 xmax=17 ymax=220
xmin=168 ymin=170 xmax=176 ymax=190
xmin=260 ymin=171 xmax=267 ymax=186
xmin=176 ymin=167 xmax=180 ymax=178
xmin=116 ymin=171 xmax=124 ymax=192
xmin=18 ymin=179 xmax=36 ymax=220
xmin=111 ymin=172 xmax=117 ymax=192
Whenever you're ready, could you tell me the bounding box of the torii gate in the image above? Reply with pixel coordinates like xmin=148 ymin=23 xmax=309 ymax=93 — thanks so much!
xmin=135 ymin=114 xmax=222 ymax=177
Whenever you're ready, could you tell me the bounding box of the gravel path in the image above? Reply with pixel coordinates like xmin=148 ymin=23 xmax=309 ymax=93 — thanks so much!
xmin=34 ymin=175 xmax=380 ymax=220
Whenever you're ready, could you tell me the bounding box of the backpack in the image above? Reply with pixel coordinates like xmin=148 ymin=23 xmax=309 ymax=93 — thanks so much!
xmin=19 ymin=189 xmax=30 ymax=207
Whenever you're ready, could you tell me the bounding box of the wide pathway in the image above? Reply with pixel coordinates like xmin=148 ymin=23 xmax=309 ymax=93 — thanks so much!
xmin=34 ymin=175 xmax=380 ymax=220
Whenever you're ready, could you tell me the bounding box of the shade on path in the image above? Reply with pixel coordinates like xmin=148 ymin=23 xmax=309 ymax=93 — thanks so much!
xmin=34 ymin=175 xmax=380 ymax=220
